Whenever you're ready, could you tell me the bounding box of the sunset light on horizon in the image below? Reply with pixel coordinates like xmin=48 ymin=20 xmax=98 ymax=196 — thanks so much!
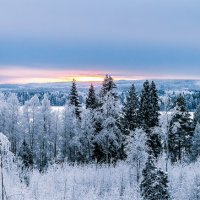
xmin=0 ymin=67 xmax=145 ymax=84
xmin=1 ymin=66 xmax=200 ymax=84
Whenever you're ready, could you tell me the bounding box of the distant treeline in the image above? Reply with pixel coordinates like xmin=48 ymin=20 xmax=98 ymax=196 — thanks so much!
xmin=2 ymin=89 xmax=200 ymax=111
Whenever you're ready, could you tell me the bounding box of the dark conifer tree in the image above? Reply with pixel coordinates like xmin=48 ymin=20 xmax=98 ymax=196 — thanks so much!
xmin=149 ymin=81 xmax=159 ymax=128
xmin=121 ymin=83 xmax=139 ymax=136
xmin=86 ymin=84 xmax=98 ymax=109
xmin=139 ymin=80 xmax=152 ymax=131
xmin=146 ymin=130 xmax=162 ymax=159
xmin=139 ymin=81 xmax=162 ymax=158
xmin=69 ymin=79 xmax=81 ymax=118
xmin=18 ymin=140 xmax=33 ymax=169
xmin=168 ymin=94 xmax=194 ymax=163
xmin=140 ymin=155 xmax=170 ymax=200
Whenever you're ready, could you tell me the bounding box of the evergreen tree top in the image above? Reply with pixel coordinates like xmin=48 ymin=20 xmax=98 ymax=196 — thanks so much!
xmin=150 ymin=81 xmax=156 ymax=89
xmin=149 ymin=81 xmax=160 ymax=127
xmin=121 ymin=83 xmax=139 ymax=134
xmin=139 ymin=80 xmax=151 ymax=130
xmin=125 ymin=83 xmax=138 ymax=106
xmin=127 ymin=84 xmax=136 ymax=98
xmin=69 ymin=79 xmax=80 ymax=106
xmin=86 ymin=84 xmax=98 ymax=109
xmin=69 ymin=79 xmax=81 ymax=118
xmin=100 ymin=74 xmax=117 ymax=97
xmin=143 ymin=80 xmax=150 ymax=90
xmin=150 ymin=81 xmax=158 ymax=99
xmin=140 ymin=80 xmax=151 ymax=104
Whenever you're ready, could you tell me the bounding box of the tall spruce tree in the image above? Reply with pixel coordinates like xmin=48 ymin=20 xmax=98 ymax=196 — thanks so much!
xmin=140 ymin=155 xmax=170 ymax=200
xmin=69 ymin=79 xmax=81 ymax=119
xmin=139 ymin=80 xmax=152 ymax=131
xmin=93 ymin=75 xmax=123 ymax=163
xmin=86 ymin=84 xmax=98 ymax=109
xmin=96 ymin=93 xmax=122 ymax=163
xmin=139 ymin=81 xmax=162 ymax=159
xmin=121 ymin=83 xmax=139 ymax=135
xmin=168 ymin=94 xmax=193 ymax=163
xmin=149 ymin=81 xmax=159 ymax=127
xmin=139 ymin=80 xmax=160 ymax=130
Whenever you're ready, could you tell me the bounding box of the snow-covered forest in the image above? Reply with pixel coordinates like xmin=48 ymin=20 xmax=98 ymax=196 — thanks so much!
xmin=1 ymin=75 xmax=200 ymax=200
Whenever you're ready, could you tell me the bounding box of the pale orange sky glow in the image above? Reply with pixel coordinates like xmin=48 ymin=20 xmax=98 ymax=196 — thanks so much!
xmin=1 ymin=67 xmax=199 ymax=84
xmin=0 ymin=67 xmax=103 ymax=84
xmin=0 ymin=67 xmax=143 ymax=84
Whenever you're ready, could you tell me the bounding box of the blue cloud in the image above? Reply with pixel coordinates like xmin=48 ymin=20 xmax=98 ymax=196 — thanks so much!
xmin=0 ymin=0 xmax=200 ymax=45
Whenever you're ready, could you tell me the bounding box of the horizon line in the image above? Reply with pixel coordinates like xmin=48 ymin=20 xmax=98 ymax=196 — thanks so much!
xmin=1 ymin=78 xmax=200 ymax=85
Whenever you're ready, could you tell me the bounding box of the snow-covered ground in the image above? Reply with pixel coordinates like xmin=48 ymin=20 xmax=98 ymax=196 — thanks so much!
xmin=3 ymin=161 xmax=200 ymax=200
xmin=5 ymin=163 xmax=138 ymax=200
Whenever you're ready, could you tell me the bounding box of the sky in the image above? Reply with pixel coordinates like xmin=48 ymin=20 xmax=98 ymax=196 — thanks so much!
xmin=0 ymin=0 xmax=200 ymax=83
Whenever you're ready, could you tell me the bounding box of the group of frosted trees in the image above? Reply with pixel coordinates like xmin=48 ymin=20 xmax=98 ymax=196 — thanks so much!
xmin=1 ymin=75 xmax=200 ymax=199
